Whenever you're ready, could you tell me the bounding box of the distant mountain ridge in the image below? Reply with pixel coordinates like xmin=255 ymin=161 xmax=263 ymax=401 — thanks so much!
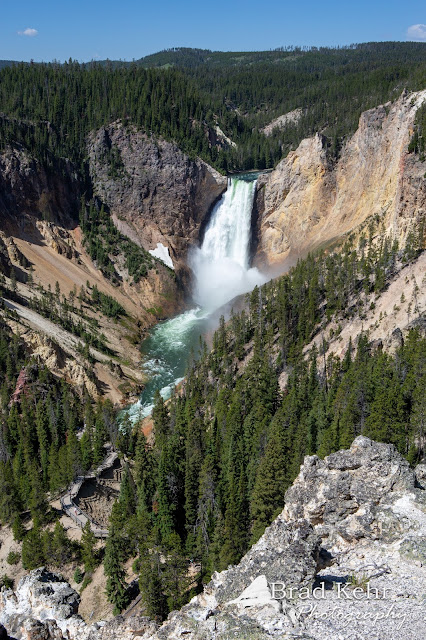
xmin=133 ymin=41 xmax=426 ymax=69
xmin=6 ymin=40 xmax=426 ymax=70
xmin=3 ymin=41 xmax=426 ymax=180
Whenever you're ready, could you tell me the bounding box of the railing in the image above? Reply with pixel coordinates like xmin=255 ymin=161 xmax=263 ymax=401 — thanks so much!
xmin=60 ymin=451 xmax=118 ymax=538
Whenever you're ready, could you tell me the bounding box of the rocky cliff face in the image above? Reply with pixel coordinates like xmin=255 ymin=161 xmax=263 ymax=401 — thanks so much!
xmin=0 ymin=127 xmax=230 ymax=402
xmin=0 ymin=145 xmax=183 ymax=402
xmin=0 ymin=236 xmax=13 ymax=277
xmin=0 ymin=147 xmax=81 ymax=230
xmin=255 ymin=90 xmax=426 ymax=269
xmin=0 ymin=132 xmax=230 ymax=402
xmin=2 ymin=437 xmax=426 ymax=639
xmin=87 ymin=122 xmax=227 ymax=270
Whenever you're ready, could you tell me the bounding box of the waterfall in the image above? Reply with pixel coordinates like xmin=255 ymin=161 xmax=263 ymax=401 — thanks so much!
xmin=191 ymin=176 xmax=265 ymax=311
xmin=128 ymin=175 xmax=266 ymax=420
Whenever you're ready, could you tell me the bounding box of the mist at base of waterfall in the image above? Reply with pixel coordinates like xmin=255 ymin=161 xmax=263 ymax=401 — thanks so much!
xmin=190 ymin=253 xmax=266 ymax=311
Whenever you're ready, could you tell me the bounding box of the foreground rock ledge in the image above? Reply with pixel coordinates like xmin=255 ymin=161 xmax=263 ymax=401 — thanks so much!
xmin=2 ymin=437 xmax=426 ymax=639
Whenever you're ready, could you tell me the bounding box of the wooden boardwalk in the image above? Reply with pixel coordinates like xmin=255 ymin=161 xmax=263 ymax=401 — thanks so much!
xmin=60 ymin=450 xmax=118 ymax=538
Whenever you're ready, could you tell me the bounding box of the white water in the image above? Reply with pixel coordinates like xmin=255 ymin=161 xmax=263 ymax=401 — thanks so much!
xmin=128 ymin=176 xmax=266 ymax=420
xmin=191 ymin=177 xmax=265 ymax=311
xmin=127 ymin=306 xmax=210 ymax=421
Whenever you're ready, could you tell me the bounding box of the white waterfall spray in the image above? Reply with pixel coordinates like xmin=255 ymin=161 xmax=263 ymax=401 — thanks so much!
xmin=191 ymin=177 xmax=266 ymax=311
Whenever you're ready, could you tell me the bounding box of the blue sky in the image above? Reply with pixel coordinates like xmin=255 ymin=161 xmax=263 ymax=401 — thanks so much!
xmin=1 ymin=0 xmax=426 ymax=62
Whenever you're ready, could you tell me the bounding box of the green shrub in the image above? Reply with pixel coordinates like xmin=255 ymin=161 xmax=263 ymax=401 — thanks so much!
xmin=6 ymin=551 xmax=20 ymax=565
xmin=0 ymin=574 xmax=13 ymax=590
xmin=80 ymin=575 xmax=92 ymax=592
xmin=73 ymin=567 xmax=84 ymax=584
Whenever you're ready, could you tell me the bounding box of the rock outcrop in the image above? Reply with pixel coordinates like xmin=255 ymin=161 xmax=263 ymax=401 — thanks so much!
xmin=213 ymin=519 xmax=320 ymax=604
xmin=0 ymin=568 xmax=158 ymax=640
xmin=0 ymin=236 xmax=13 ymax=277
xmin=255 ymin=90 xmax=426 ymax=269
xmin=283 ymin=436 xmax=416 ymax=548
xmin=261 ymin=108 xmax=304 ymax=137
xmin=0 ymin=146 xmax=80 ymax=230
xmin=0 ymin=568 xmax=84 ymax=638
xmin=88 ymin=122 xmax=227 ymax=270
xmin=20 ymin=331 xmax=99 ymax=399
xmin=2 ymin=437 xmax=426 ymax=639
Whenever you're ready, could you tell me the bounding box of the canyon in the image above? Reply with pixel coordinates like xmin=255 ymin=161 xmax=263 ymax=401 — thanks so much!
xmin=0 ymin=75 xmax=425 ymax=640
xmin=88 ymin=121 xmax=227 ymax=276
xmin=0 ymin=128 xmax=227 ymax=403
xmin=1 ymin=90 xmax=425 ymax=405
xmin=1 ymin=40 xmax=426 ymax=640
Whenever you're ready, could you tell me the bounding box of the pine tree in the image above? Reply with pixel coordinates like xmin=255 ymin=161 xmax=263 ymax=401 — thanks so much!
xmin=138 ymin=544 xmax=167 ymax=621
xmin=162 ymin=532 xmax=191 ymax=612
xmin=12 ymin=514 xmax=25 ymax=542
xmin=152 ymin=391 xmax=170 ymax=448
xmin=117 ymin=467 xmax=137 ymax=521
xmin=66 ymin=428 xmax=82 ymax=482
xmin=28 ymin=463 xmax=49 ymax=522
xmin=104 ymin=524 xmax=129 ymax=614
xmin=35 ymin=400 xmax=49 ymax=487
xmin=156 ymin=448 xmax=175 ymax=544
xmin=134 ymin=433 xmax=156 ymax=515
xmin=49 ymin=521 xmax=73 ymax=566
xmin=81 ymin=520 xmax=97 ymax=574
xmin=250 ymin=424 xmax=286 ymax=544
xmin=22 ymin=524 xmax=45 ymax=570
xmin=0 ymin=462 xmax=20 ymax=523
xmin=220 ymin=467 xmax=249 ymax=568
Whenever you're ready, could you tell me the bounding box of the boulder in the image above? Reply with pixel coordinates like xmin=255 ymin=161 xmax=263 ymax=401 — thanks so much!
xmin=283 ymin=436 xmax=416 ymax=548
xmin=415 ymin=462 xmax=426 ymax=488
xmin=213 ymin=518 xmax=320 ymax=604
xmin=0 ymin=568 xmax=82 ymax=640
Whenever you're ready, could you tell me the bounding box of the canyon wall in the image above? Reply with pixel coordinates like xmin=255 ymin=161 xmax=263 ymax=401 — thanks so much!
xmin=0 ymin=147 xmax=81 ymax=230
xmin=255 ymin=90 xmax=426 ymax=270
xmin=0 ymin=145 xmax=180 ymax=402
xmin=0 ymin=132 xmax=226 ymax=402
xmin=1 ymin=91 xmax=425 ymax=402
xmin=87 ymin=122 xmax=227 ymax=270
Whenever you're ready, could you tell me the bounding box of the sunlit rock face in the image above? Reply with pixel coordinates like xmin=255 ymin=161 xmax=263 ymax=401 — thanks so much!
xmin=255 ymin=90 xmax=426 ymax=271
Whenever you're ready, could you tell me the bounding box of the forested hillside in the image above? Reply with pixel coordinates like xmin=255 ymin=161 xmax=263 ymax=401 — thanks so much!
xmin=1 ymin=42 xmax=426 ymax=175
xmin=0 ymin=315 xmax=115 ymax=522
xmin=102 ymin=221 xmax=425 ymax=618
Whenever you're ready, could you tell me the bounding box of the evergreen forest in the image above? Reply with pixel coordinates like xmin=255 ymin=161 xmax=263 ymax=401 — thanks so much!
xmin=1 ymin=42 xmax=426 ymax=177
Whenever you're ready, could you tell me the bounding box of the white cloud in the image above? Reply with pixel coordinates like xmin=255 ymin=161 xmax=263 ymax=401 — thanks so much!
xmin=406 ymin=24 xmax=426 ymax=41
xmin=17 ymin=27 xmax=38 ymax=37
